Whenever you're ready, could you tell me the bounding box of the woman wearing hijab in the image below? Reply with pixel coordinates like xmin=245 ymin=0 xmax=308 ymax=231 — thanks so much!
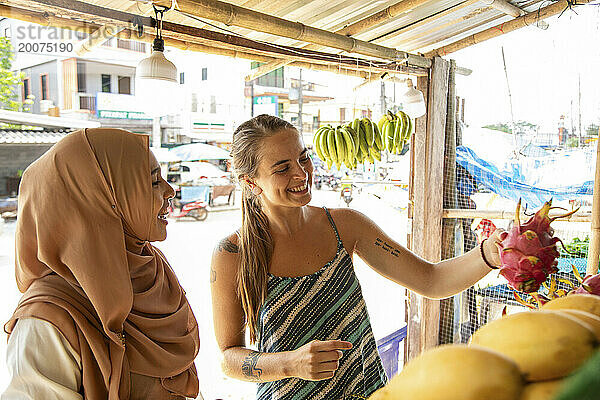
xmin=2 ymin=128 xmax=200 ymax=399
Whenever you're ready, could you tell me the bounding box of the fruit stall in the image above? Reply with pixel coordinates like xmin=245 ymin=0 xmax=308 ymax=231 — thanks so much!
xmin=3 ymin=0 xmax=599 ymax=398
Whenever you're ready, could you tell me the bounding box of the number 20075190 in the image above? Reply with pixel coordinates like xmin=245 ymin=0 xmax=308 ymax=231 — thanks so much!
xmin=18 ymin=42 xmax=73 ymax=53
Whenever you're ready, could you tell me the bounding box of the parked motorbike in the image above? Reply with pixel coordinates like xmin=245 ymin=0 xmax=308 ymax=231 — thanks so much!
xmin=168 ymin=198 xmax=208 ymax=221
xmin=341 ymin=187 xmax=353 ymax=207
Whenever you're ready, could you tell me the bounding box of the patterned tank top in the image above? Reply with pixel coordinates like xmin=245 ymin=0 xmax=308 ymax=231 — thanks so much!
xmin=256 ymin=207 xmax=387 ymax=400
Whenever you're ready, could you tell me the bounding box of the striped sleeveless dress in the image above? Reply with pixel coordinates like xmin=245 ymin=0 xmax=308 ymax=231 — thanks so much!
xmin=256 ymin=207 xmax=387 ymax=400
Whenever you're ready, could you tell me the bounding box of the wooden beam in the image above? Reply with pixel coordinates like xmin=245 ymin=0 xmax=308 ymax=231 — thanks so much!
xmin=481 ymin=0 xmax=549 ymax=29
xmin=337 ymin=0 xmax=434 ymax=37
xmin=245 ymin=59 xmax=289 ymax=81
xmin=153 ymin=0 xmax=432 ymax=68
xmin=406 ymin=57 xmax=449 ymax=361
xmin=426 ymin=0 xmax=592 ymax=57
xmin=588 ymin=130 xmax=600 ymax=275
xmin=75 ymin=25 xmax=123 ymax=55
xmin=244 ymin=0 xmax=434 ymax=81
xmin=442 ymin=209 xmax=591 ymax=222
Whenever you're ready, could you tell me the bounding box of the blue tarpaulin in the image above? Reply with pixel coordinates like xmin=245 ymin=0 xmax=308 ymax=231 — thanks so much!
xmin=456 ymin=146 xmax=593 ymax=208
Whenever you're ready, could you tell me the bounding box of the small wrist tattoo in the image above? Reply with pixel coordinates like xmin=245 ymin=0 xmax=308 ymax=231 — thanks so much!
xmin=242 ymin=351 xmax=263 ymax=381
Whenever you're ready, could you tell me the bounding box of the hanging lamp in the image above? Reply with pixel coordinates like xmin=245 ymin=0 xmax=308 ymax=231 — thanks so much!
xmin=401 ymin=79 xmax=426 ymax=119
xmin=135 ymin=6 xmax=180 ymax=117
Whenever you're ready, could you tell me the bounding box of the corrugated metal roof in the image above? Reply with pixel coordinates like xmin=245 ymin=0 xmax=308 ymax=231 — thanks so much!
xmin=1 ymin=0 xmax=570 ymax=62
xmin=0 ymin=129 xmax=72 ymax=144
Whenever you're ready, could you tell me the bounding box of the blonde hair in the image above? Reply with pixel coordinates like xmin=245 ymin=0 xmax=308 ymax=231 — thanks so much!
xmin=231 ymin=114 xmax=296 ymax=343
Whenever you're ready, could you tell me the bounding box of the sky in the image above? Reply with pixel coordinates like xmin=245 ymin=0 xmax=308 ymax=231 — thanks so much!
xmin=451 ymin=4 xmax=600 ymax=133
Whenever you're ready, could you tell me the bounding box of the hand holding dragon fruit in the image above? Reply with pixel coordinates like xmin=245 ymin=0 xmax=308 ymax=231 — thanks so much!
xmin=497 ymin=199 xmax=577 ymax=293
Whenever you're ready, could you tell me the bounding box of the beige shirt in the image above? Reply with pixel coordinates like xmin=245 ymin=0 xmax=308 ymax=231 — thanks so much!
xmin=2 ymin=318 xmax=200 ymax=400
xmin=2 ymin=318 xmax=82 ymax=400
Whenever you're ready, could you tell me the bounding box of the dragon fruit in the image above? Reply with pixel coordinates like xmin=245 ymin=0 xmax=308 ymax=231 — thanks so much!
xmin=573 ymin=273 xmax=600 ymax=296
xmin=497 ymin=199 xmax=576 ymax=293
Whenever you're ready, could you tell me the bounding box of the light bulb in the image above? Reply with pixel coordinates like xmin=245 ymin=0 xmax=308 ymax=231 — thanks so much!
xmin=401 ymin=79 xmax=426 ymax=119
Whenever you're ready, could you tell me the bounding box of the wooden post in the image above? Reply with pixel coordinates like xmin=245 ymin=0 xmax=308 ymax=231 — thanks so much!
xmin=406 ymin=57 xmax=449 ymax=362
xmin=439 ymin=60 xmax=457 ymax=344
xmin=588 ymin=132 xmax=600 ymax=275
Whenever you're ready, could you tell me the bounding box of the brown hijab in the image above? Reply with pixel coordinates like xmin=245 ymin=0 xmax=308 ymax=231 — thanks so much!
xmin=5 ymin=128 xmax=199 ymax=399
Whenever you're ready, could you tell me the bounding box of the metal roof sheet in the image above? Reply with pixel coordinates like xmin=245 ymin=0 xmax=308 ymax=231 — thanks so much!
xmin=0 ymin=129 xmax=72 ymax=144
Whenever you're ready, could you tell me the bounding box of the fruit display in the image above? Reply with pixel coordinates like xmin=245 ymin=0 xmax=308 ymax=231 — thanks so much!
xmin=541 ymin=292 xmax=600 ymax=317
xmin=554 ymin=349 xmax=600 ymax=400
xmin=368 ymin=344 xmax=524 ymax=400
xmin=312 ymin=111 xmax=413 ymax=170
xmin=468 ymin=311 xmax=597 ymax=381
xmin=573 ymin=272 xmax=600 ymax=295
xmin=377 ymin=110 xmax=412 ymax=156
xmin=520 ymin=379 xmax=565 ymax=400
xmin=496 ymin=199 xmax=577 ymax=293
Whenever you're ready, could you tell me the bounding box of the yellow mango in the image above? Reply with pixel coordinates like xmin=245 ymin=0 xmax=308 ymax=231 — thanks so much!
xmin=368 ymin=344 xmax=523 ymax=400
xmin=547 ymin=309 xmax=600 ymax=341
xmin=520 ymin=379 xmax=565 ymax=400
xmin=542 ymin=293 xmax=600 ymax=318
xmin=469 ymin=311 xmax=597 ymax=381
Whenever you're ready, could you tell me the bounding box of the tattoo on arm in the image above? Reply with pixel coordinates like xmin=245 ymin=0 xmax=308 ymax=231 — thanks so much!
xmin=217 ymin=237 xmax=239 ymax=253
xmin=241 ymin=351 xmax=263 ymax=381
xmin=210 ymin=267 xmax=217 ymax=283
xmin=374 ymin=237 xmax=400 ymax=258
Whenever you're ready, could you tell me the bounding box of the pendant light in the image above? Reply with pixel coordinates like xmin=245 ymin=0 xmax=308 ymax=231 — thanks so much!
xmin=401 ymin=78 xmax=426 ymax=119
xmin=135 ymin=6 xmax=180 ymax=117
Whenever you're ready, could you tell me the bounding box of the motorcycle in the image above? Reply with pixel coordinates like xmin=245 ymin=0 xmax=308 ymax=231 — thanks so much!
xmin=341 ymin=187 xmax=353 ymax=207
xmin=168 ymin=198 xmax=209 ymax=221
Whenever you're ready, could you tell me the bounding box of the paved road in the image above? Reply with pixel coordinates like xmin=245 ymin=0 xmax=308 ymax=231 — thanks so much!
xmin=0 ymin=187 xmax=409 ymax=399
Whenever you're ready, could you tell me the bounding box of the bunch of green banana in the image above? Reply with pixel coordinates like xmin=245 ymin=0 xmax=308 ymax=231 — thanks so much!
xmin=313 ymin=124 xmax=356 ymax=170
xmin=377 ymin=110 xmax=413 ymax=155
xmin=313 ymin=118 xmax=384 ymax=170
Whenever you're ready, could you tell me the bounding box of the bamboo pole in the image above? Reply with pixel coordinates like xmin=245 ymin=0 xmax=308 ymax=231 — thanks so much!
xmin=588 ymin=134 xmax=600 ymax=275
xmin=153 ymin=0 xmax=432 ymax=68
xmin=75 ymin=25 xmax=123 ymax=55
xmin=426 ymin=0 xmax=593 ymax=57
xmin=442 ymin=209 xmax=592 ymax=222
xmin=337 ymin=0 xmax=433 ymax=37
xmin=7 ymin=1 xmax=427 ymax=76
xmin=244 ymin=0 xmax=434 ymax=81
xmin=481 ymin=0 xmax=549 ymax=29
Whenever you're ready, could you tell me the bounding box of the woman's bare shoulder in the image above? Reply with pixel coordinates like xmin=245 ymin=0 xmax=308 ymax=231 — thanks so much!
xmin=214 ymin=231 xmax=240 ymax=255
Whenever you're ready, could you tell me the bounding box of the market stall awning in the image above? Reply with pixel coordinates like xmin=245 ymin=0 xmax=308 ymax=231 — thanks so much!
xmin=1 ymin=0 xmax=592 ymax=81
xmin=169 ymin=143 xmax=231 ymax=161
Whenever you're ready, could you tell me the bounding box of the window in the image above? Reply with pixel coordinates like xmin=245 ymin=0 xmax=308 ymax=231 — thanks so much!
xmin=77 ymin=62 xmax=86 ymax=93
xmin=201 ymin=68 xmax=207 ymax=81
xmin=251 ymin=62 xmax=285 ymax=88
xmin=101 ymin=74 xmax=111 ymax=93
xmin=40 ymin=74 xmax=49 ymax=100
xmin=118 ymin=76 xmax=130 ymax=94
xmin=22 ymin=78 xmax=31 ymax=100
xmin=191 ymin=93 xmax=198 ymax=112
xmin=179 ymin=72 xmax=185 ymax=84
xmin=339 ymin=107 xmax=346 ymax=124
xmin=116 ymin=39 xmax=146 ymax=53
xmin=210 ymin=95 xmax=216 ymax=113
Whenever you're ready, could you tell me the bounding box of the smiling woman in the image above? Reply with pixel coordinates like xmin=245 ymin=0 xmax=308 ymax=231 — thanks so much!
xmin=2 ymin=128 xmax=199 ymax=400
xmin=211 ymin=114 xmax=506 ymax=400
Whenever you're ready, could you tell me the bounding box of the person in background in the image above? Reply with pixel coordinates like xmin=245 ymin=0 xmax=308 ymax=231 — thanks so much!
xmin=210 ymin=114 xmax=504 ymax=399
xmin=2 ymin=128 xmax=200 ymax=400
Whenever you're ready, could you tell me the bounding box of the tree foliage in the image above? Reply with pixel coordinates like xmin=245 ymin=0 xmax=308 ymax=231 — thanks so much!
xmin=0 ymin=37 xmax=25 ymax=112
xmin=482 ymin=121 xmax=538 ymax=134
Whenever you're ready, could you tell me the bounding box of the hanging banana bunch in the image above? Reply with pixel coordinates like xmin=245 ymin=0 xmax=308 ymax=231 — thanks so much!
xmin=313 ymin=110 xmax=412 ymax=170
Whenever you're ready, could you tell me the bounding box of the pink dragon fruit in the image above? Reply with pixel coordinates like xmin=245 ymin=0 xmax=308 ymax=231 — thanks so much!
xmin=497 ymin=199 xmax=576 ymax=293
xmin=573 ymin=273 xmax=600 ymax=296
